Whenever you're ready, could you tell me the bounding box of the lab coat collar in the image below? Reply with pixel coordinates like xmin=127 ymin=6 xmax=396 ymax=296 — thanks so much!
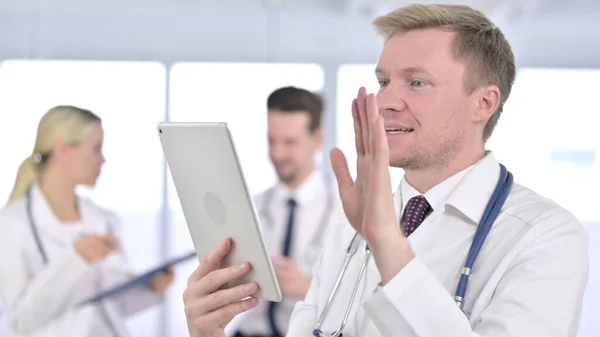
xmin=29 ymin=183 xmax=73 ymax=246
xmin=29 ymin=183 xmax=110 ymax=243
xmin=443 ymin=151 xmax=502 ymax=225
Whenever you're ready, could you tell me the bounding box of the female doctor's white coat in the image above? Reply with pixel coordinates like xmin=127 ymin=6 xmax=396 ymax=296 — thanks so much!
xmin=0 ymin=184 xmax=162 ymax=337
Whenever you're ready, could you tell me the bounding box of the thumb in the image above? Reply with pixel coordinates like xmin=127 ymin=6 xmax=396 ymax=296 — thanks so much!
xmin=102 ymin=234 xmax=120 ymax=249
xmin=330 ymin=148 xmax=353 ymax=194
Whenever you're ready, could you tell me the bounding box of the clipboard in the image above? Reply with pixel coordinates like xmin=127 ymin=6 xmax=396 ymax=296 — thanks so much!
xmin=78 ymin=250 xmax=197 ymax=306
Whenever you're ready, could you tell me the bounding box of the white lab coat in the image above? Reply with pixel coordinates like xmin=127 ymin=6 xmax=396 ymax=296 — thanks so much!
xmin=287 ymin=152 xmax=589 ymax=337
xmin=0 ymin=183 xmax=162 ymax=337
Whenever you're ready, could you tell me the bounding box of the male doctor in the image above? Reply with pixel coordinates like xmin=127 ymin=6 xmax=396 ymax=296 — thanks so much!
xmin=182 ymin=4 xmax=589 ymax=337
xmin=231 ymin=86 xmax=343 ymax=337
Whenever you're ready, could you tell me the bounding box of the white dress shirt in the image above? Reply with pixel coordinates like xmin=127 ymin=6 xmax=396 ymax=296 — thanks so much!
xmin=233 ymin=170 xmax=345 ymax=336
xmin=287 ymin=152 xmax=589 ymax=337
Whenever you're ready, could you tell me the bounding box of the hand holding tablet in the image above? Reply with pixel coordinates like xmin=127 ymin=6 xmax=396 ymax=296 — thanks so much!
xmin=183 ymin=238 xmax=260 ymax=335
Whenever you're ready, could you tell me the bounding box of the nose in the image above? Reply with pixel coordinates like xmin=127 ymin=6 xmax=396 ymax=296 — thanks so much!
xmin=376 ymin=82 xmax=407 ymax=113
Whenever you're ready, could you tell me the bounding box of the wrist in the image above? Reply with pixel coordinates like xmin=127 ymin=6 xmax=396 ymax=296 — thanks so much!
xmin=368 ymin=227 xmax=414 ymax=285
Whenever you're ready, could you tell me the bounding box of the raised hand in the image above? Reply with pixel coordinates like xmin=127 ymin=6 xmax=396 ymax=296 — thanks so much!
xmin=330 ymin=87 xmax=414 ymax=284
xmin=73 ymin=234 xmax=119 ymax=263
xmin=330 ymin=87 xmax=398 ymax=244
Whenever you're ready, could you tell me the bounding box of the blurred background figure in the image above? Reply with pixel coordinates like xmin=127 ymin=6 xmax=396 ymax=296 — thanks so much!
xmin=0 ymin=0 xmax=599 ymax=336
xmin=0 ymin=106 xmax=174 ymax=337
xmin=231 ymin=87 xmax=344 ymax=337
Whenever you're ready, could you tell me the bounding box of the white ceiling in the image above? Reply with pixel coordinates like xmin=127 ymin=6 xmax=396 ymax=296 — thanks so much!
xmin=2 ymin=0 xmax=598 ymax=16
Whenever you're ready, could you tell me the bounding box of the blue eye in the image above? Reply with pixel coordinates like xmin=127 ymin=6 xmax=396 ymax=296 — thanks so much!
xmin=411 ymin=80 xmax=425 ymax=87
xmin=378 ymin=80 xmax=388 ymax=87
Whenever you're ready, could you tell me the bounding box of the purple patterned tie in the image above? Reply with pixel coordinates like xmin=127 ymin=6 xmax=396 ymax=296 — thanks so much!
xmin=401 ymin=195 xmax=432 ymax=237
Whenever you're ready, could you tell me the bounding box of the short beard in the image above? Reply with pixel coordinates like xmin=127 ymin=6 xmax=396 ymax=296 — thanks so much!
xmin=278 ymin=170 xmax=299 ymax=185
xmin=390 ymin=135 xmax=462 ymax=172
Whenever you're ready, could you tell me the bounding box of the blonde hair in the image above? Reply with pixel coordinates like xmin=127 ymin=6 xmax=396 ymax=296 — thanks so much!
xmin=8 ymin=105 xmax=101 ymax=203
xmin=373 ymin=4 xmax=516 ymax=141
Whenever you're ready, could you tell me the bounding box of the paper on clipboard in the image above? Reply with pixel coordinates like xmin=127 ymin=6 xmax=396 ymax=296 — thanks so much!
xmin=78 ymin=250 xmax=198 ymax=306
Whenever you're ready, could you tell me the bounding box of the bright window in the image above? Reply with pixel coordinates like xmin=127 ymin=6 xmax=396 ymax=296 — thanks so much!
xmin=0 ymin=59 xmax=167 ymax=335
xmin=488 ymin=68 xmax=600 ymax=222
xmin=336 ymin=64 xmax=405 ymax=188
xmin=488 ymin=68 xmax=600 ymax=337
xmin=165 ymin=62 xmax=325 ymax=335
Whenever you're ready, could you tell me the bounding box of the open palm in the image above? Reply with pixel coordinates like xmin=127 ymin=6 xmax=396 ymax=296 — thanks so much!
xmin=330 ymin=87 xmax=397 ymax=243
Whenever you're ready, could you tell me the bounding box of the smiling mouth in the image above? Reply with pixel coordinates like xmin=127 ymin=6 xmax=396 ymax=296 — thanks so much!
xmin=385 ymin=127 xmax=414 ymax=134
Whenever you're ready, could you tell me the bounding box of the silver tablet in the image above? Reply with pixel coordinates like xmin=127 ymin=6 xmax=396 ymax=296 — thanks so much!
xmin=157 ymin=122 xmax=282 ymax=302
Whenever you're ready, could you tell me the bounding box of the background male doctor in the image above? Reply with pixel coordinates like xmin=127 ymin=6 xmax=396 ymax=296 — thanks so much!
xmin=181 ymin=4 xmax=589 ymax=337
xmin=231 ymin=86 xmax=343 ymax=337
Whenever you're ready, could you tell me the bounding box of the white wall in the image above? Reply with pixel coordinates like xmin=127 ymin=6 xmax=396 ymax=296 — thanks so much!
xmin=1 ymin=5 xmax=600 ymax=68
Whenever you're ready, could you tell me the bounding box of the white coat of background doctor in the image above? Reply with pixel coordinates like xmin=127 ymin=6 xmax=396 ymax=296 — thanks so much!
xmin=0 ymin=105 xmax=175 ymax=337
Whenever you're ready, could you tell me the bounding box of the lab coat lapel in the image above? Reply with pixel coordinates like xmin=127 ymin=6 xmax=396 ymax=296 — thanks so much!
xmin=30 ymin=184 xmax=70 ymax=247
xmin=444 ymin=153 xmax=502 ymax=224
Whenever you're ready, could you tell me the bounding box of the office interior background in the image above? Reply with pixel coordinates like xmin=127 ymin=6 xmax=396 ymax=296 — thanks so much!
xmin=0 ymin=0 xmax=598 ymax=335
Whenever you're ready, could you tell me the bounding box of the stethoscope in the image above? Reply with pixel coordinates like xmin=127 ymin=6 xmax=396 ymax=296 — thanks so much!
xmin=312 ymin=164 xmax=514 ymax=337
xmin=259 ymin=175 xmax=335 ymax=257
xmin=24 ymin=188 xmax=121 ymax=336
xmin=26 ymin=188 xmax=49 ymax=264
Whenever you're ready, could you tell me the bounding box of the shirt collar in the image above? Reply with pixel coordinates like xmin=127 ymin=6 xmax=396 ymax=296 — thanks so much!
xmin=397 ymin=151 xmax=501 ymax=225
xmin=273 ymin=169 xmax=325 ymax=208
xmin=400 ymin=164 xmax=474 ymax=215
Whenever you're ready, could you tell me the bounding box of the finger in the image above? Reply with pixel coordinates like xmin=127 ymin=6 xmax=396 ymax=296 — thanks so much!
xmin=366 ymin=93 xmax=380 ymax=154
xmin=352 ymin=98 xmax=365 ymax=156
xmin=103 ymin=235 xmax=120 ymax=249
xmin=357 ymin=87 xmax=370 ymax=155
xmin=195 ymin=261 xmax=251 ymax=296
xmin=102 ymin=245 xmax=113 ymax=257
xmin=193 ymin=297 xmax=258 ymax=330
xmin=190 ymin=238 xmax=232 ymax=284
xmin=330 ymin=148 xmax=353 ymax=191
xmin=374 ymin=110 xmax=389 ymax=161
xmin=96 ymin=245 xmax=111 ymax=260
xmin=195 ymin=282 xmax=259 ymax=315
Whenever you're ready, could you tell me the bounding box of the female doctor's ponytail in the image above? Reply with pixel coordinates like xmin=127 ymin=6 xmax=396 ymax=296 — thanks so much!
xmin=7 ymin=105 xmax=101 ymax=203
xmin=7 ymin=155 xmax=41 ymax=203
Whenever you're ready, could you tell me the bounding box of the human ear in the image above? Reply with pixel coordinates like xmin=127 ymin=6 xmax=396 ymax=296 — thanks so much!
xmin=52 ymin=139 xmax=72 ymax=161
xmin=473 ymin=85 xmax=500 ymax=124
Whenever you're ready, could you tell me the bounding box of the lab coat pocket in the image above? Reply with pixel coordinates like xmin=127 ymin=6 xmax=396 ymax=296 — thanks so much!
xmin=61 ymin=307 xmax=97 ymax=337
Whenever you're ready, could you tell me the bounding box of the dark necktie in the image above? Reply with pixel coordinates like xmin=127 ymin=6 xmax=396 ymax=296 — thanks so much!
xmin=267 ymin=198 xmax=297 ymax=337
xmin=401 ymin=195 xmax=432 ymax=237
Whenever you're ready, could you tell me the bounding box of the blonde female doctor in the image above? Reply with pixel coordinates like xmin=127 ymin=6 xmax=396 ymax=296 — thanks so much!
xmin=0 ymin=105 xmax=174 ymax=337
